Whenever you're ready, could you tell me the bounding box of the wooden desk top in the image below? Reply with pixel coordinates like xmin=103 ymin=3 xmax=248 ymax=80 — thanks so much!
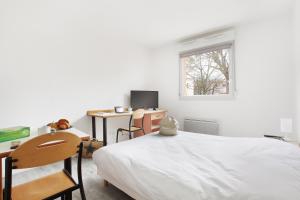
xmin=87 ymin=109 xmax=167 ymax=118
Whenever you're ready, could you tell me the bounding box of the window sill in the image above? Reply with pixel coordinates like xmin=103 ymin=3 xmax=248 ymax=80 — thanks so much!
xmin=179 ymin=94 xmax=236 ymax=101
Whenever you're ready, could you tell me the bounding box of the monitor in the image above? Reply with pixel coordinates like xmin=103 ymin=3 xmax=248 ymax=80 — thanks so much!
xmin=130 ymin=90 xmax=158 ymax=110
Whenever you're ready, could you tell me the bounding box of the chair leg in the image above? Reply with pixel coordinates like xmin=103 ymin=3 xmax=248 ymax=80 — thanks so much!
xmin=77 ymin=143 xmax=86 ymax=200
xmin=129 ymin=131 xmax=132 ymax=139
xmin=116 ymin=129 xmax=120 ymax=143
xmin=104 ymin=180 xmax=109 ymax=187
xmin=65 ymin=192 xmax=72 ymax=200
xmin=79 ymin=184 xmax=87 ymax=200
xmin=142 ymin=129 xmax=146 ymax=135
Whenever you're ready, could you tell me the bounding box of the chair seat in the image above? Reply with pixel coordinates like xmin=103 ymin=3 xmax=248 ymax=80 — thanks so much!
xmin=12 ymin=171 xmax=75 ymax=200
xmin=119 ymin=126 xmax=142 ymax=132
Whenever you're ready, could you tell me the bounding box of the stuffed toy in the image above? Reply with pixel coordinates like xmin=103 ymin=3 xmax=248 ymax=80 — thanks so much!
xmin=47 ymin=119 xmax=71 ymax=131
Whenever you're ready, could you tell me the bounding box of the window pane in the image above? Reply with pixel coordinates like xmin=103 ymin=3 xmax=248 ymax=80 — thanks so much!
xmin=181 ymin=45 xmax=232 ymax=96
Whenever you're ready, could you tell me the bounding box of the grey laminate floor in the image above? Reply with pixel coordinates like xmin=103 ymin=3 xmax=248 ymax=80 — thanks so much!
xmin=9 ymin=158 xmax=133 ymax=200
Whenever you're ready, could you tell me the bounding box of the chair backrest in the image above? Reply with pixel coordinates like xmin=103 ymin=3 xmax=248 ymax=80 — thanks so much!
xmin=10 ymin=132 xmax=81 ymax=169
xmin=132 ymin=109 xmax=145 ymax=120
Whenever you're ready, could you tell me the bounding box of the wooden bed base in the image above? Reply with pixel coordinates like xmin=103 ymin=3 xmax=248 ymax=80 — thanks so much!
xmin=103 ymin=179 xmax=137 ymax=199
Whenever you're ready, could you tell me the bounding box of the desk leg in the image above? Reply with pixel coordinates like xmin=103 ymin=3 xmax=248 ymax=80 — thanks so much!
xmin=64 ymin=158 xmax=72 ymax=200
xmin=92 ymin=116 xmax=96 ymax=139
xmin=103 ymin=118 xmax=107 ymax=146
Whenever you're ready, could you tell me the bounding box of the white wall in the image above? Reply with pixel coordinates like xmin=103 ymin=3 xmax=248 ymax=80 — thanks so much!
xmin=0 ymin=1 xmax=297 ymax=143
xmin=0 ymin=1 xmax=151 ymax=143
xmin=295 ymin=1 xmax=300 ymax=141
xmin=150 ymin=14 xmax=296 ymax=138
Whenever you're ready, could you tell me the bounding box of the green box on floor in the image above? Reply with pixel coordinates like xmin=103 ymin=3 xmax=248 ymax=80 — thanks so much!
xmin=0 ymin=126 xmax=30 ymax=143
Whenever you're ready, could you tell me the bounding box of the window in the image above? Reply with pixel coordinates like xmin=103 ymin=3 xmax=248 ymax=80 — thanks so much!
xmin=180 ymin=42 xmax=235 ymax=98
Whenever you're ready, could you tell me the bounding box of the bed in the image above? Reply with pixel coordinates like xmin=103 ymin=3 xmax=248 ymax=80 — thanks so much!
xmin=93 ymin=131 xmax=300 ymax=200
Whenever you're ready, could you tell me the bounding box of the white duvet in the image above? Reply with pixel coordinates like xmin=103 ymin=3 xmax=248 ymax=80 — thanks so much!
xmin=93 ymin=131 xmax=300 ymax=200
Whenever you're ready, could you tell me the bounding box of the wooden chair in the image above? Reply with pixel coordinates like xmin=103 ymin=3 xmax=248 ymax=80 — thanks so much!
xmin=3 ymin=132 xmax=86 ymax=200
xmin=116 ymin=109 xmax=145 ymax=143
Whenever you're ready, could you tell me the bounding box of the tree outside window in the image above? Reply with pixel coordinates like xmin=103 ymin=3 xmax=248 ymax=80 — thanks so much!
xmin=180 ymin=43 xmax=234 ymax=97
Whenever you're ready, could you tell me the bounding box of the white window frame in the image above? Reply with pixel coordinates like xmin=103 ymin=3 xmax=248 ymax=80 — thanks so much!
xmin=179 ymin=41 xmax=236 ymax=100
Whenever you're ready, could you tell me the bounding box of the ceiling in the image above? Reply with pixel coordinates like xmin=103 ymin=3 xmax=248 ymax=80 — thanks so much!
xmin=1 ymin=0 xmax=295 ymax=47
xmin=83 ymin=0 xmax=294 ymax=47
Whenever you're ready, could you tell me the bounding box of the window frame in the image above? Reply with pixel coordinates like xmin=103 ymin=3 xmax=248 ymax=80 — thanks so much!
xmin=179 ymin=41 xmax=236 ymax=100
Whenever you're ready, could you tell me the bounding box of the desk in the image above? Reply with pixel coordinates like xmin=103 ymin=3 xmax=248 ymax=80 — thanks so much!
xmin=87 ymin=109 xmax=167 ymax=146
xmin=0 ymin=128 xmax=90 ymax=200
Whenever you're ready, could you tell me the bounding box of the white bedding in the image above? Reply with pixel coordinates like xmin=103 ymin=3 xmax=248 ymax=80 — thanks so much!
xmin=93 ymin=131 xmax=300 ymax=200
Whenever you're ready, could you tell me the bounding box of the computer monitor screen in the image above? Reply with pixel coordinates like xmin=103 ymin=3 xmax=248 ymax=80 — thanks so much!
xmin=130 ymin=90 xmax=158 ymax=110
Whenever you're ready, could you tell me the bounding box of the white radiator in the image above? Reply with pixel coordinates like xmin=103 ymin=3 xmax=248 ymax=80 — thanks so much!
xmin=184 ymin=118 xmax=219 ymax=135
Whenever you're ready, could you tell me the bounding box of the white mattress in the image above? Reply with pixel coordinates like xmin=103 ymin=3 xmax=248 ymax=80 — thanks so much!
xmin=93 ymin=131 xmax=300 ymax=200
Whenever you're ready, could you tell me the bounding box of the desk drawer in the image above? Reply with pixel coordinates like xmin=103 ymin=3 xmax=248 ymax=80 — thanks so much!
xmin=151 ymin=112 xmax=165 ymax=120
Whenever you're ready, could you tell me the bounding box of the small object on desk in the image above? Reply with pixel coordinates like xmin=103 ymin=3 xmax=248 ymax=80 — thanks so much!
xmin=0 ymin=126 xmax=30 ymax=143
xmin=47 ymin=118 xmax=72 ymax=132
xmin=57 ymin=119 xmax=71 ymax=130
xmin=114 ymin=106 xmax=125 ymax=113
xmin=47 ymin=122 xmax=58 ymax=130
xmin=10 ymin=141 xmax=21 ymax=149
xmin=38 ymin=125 xmax=51 ymax=135
xmin=264 ymin=135 xmax=284 ymax=141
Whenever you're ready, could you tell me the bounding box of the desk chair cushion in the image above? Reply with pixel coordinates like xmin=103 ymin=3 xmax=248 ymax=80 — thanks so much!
xmin=118 ymin=126 xmax=142 ymax=132
xmin=11 ymin=171 xmax=75 ymax=200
